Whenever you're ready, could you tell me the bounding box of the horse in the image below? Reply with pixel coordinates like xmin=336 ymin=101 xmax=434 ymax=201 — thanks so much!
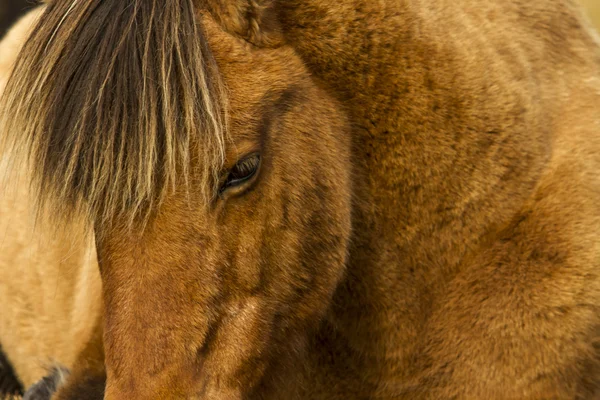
xmin=1 ymin=0 xmax=600 ymax=398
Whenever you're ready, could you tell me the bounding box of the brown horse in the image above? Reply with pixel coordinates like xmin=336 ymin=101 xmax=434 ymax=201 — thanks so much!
xmin=1 ymin=0 xmax=600 ymax=398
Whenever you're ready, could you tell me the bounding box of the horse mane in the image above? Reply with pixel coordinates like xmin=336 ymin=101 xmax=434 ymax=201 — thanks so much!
xmin=0 ymin=0 xmax=227 ymax=228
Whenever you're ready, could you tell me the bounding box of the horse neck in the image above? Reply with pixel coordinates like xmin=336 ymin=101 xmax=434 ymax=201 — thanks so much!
xmin=278 ymin=0 xmax=588 ymax=382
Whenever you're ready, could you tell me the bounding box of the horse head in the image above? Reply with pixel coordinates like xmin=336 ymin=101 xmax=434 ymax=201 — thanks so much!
xmin=2 ymin=0 xmax=352 ymax=398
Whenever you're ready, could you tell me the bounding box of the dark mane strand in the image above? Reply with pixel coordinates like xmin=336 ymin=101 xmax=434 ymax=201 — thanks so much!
xmin=0 ymin=0 xmax=227 ymax=228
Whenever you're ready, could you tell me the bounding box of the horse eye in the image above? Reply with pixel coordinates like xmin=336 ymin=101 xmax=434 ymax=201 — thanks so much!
xmin=220 ymin=153 xmax=261 ymax=194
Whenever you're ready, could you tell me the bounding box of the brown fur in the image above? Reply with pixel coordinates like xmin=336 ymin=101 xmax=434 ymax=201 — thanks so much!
xmin=1 ymin=0 xmax=600 ymax=399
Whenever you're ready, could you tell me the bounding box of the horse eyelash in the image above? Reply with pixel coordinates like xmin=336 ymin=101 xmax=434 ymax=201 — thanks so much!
xmin=218 ymin=154 xmax=261 ymax=197
xmin=230 ymin=156 xmax=260 ymax=180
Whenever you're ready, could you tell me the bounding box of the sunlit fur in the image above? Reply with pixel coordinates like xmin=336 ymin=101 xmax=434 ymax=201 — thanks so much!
xmin=1 ymin=0 xmax=600 ymax=399
xmin=0 ymin=6 xmax=101 ymax=392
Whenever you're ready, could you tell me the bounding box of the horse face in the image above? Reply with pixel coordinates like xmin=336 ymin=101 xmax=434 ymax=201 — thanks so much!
xmin=97 ymin=17 xmax=352 ymax=399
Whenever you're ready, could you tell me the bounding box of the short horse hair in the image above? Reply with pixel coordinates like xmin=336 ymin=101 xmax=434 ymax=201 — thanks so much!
xmin=0 ymin=0 xmax=227 ymax=228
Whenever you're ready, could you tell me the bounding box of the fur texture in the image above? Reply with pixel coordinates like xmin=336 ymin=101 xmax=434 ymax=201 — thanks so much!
xmin=1 ymin=0 xmax=600 ymax=399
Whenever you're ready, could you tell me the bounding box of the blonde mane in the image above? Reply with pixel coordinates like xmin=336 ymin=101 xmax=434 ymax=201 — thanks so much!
xmin=0 ymin=0 xmax=227 ymax=228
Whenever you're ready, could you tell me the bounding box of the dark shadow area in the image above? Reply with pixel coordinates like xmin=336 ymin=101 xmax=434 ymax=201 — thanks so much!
xmin=0 ymin=345 xmax=23 ymax=398
xmin=0 ymin=0 xmax=37 ymax=40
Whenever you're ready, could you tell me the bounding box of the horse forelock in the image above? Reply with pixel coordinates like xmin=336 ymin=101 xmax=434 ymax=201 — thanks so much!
xmin=0 ymin=0 xmax=227 ymax=229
